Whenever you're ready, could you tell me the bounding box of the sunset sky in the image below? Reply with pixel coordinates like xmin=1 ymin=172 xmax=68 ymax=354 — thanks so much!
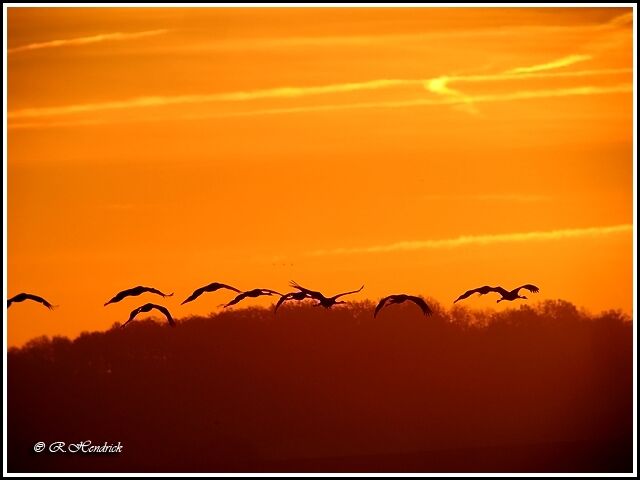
xmin=5 ymin=7 xmax=634 ymax=347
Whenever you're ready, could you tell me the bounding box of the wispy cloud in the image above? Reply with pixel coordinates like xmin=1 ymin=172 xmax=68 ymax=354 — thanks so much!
xmin=424 ymin=76 xmax=479 ymax=115
xmin=8 ymin=83 xmax=632 ymax=129
xmin=310 ymin=225 xmax=633 ymax=256
xmin=438 ymin=67 xmax=631 ymax=85
xmin=604 ymin=11 xmax=633 ymax=28
xmin=424 ymin=54 xmax=626 ymax=114
xmin=7 ymin=79 xmax=417 ymax=120
xmin=7 ymin=64 xmax=630 ymax=123
xmin=505 ymin=54 xmax=592 ymax=74
xmin=176 ymin=11 xmax=631 ymax=52
xmin=6 ymin=12 xmax=631 ymax=126
xmin=207 ymin=84 xmax=632 ymax=119
xmin=8 ymin=29 xmax=169 ymax=54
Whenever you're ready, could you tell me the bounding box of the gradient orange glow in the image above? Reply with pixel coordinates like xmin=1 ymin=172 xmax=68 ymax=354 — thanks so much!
xmin=6 ymin=7 xmax=634 ymax=347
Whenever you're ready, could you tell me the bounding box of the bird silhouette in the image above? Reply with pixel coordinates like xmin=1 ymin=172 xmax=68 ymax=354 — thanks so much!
xmin=223 ymin=289 xmax=283 ymax=308
xmin=374 ymin=294 xmax=432 ymax=317
xmin=122 ymin=303 xmax=175 ymax=328
xmin=274 ymin=291 xmax=312 ymax=313
xmin=7 ymin=293 xmax=56 ymax=310
xmin=104 ymin=286 xmax=173 ymax=306
xmin=289 ymin=281 xmax=364 ymax=308
xmin=454 ymin=284 xmax=540 ymax=303
xmin=181 ymin=282 xmax=241 ymax=305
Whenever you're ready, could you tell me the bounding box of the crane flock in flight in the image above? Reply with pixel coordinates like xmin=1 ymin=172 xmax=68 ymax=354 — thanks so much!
xmin=7 ymin=279 xmax=540 ymax=327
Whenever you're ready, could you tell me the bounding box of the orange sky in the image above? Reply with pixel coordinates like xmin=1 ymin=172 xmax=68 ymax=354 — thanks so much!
xmin=5 ymin=7 xmax=634 ymax=347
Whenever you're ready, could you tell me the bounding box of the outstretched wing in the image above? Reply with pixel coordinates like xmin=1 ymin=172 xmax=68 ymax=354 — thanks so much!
xmin=151 ymin=304 xmax=176 ymax=327
xmin=25 ymin=294 xmax=55 ymax=309
xmin=223 ymin=291 xmax=250 ymax=308
xmin=122 ymin=305 xmax=145 ymax=328
xmin=182 ymin=282 xmax=240 ymax=304
xmin=492 ymin=286 xmax=510 ymax=297
xmin=146 ymin=287 xmax=173 ymax=298
xmin=104 ymin=286 xmax=143 ymax=306
xmin=181 ymin=287 xmax=205 ymax=305
xmin=104 ymin=289 xmax=130 ymax=306
xmin=406 ymin=296 xmax=433 ymax=316
xmin=211 ymin=282 xmax=241 ymax=293
xmin=333 ymin=284 xmax=365 ymax=300
xmin=8 ymin=293 xmax=55 ymax=309
xmin=453 ymin=289 xmax=475 ymax=303
xmin=289 ymin=281 xmax=323 ymax=300
xmin=274 ymin=293 xmax=293 ymax=313
xmin=275 ymin=292 xmax=312 ymax=313
xmin=514 ymin=284 xmax=539 ymax=295
xmin=454 ymin=286 xmax=496 ymax=303
xmin=260 ymin=289 xmax=283 ymax=296
xmin=374 ymin=296 xmax=392 ymax=318
xmin=105 ymin=286 xmax=171 ymax=306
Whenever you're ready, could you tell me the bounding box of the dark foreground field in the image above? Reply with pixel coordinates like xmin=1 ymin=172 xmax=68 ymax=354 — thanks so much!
xmin=8 ymin=300 xmax=633 ymax=473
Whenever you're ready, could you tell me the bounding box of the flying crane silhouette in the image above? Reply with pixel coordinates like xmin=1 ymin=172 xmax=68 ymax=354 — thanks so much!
xmin=374 ymin=294 xmax=432 ymax=317
xmin=454 ymin=284 xmax=540 ymax=303
xmin=223 ymin=288 xmax=283 ymax=308
xmin=274 ymin=291 xmax=312 ymax=313
xmin=181 ymin=282 xmax=241 ymax=305
xmin=122 ymin=303 xmax=175 ymax=328
xmin=7 ymin=293 xmax=56 ymax=310
xmin=104 ymin=286 xmax=173 ymax=306
xmin=289 ymin=281 xmax=364 ymax=308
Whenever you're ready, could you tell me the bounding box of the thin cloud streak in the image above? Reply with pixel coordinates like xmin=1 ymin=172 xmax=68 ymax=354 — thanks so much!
xmin=8 ymin=29 xmax=169 ymax=54
xmin=7 ymin=79 xmax=417 ymax=120
xmin=212 ymin=84 xmax=632 ymax=119
xmin=8 ymin=83 xmax=632 ymax=129
xmin=442 ymin=67 xmax=631 ymax=85
xmin=176 ymin=11 xmax=631 ymax=52
xmin=424 ymin=76 xmax=479 ymax=115
xmin=506 ymin=54 xmax=592 ymax=74
xmin=424 ymin=55 xmax=629 ymax=114
xmin=310 ymin=225 xmax=633 ymax=256
xmin=7 ymin=67 xmax=630 ymax=122
xmin=605 ymin=11 xmax=633 ymax=28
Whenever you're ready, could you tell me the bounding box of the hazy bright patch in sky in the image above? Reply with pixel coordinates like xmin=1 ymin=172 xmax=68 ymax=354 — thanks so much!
xmin=6 ymin=7 xmax=634 ymax=346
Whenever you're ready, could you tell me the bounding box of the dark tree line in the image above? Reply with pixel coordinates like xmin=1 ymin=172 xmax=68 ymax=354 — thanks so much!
xmin=8 ymin=299 xmax=633 ymax=473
